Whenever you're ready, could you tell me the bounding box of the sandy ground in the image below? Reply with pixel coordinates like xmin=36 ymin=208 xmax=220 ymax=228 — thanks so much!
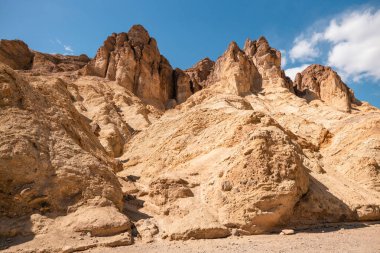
xmin=87 ymin=222 xmax=380 ymax=253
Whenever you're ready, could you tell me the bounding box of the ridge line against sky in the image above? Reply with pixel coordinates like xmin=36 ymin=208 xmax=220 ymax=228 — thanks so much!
xmin=0 ymin=0 xmax=379 ymax=107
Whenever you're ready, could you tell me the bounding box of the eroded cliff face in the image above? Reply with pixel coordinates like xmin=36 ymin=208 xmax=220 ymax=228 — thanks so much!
xmin=31 ymin=52 xmax=90 ymax=73
xmin=294 ymin=64 xmax=354 ymax=112
xmin=0 ymin=39 xmax=91 ymax=73
xmin=82 ymin=25 xmax=193 ymax=109
xmin=185 ymin=57 xmax=214 ymax=89
xmin=0 ymin=25 xmax=379 ymax=252
xmin=206 ymin=42 xmax=261 ymax=95
xmin=244 ymin=37 xmax=294 ymax=92
xmin=0 ymin=40 xmax=34 ymax=70
xmin=0 ymin=63 xmax=133 ymax=245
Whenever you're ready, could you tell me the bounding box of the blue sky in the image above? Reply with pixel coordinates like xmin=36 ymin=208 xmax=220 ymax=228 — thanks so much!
xmin=0 ymin=0 xmax=379 ymax=107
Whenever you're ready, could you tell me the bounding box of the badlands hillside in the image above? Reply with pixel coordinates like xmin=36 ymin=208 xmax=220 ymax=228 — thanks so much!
xmin=0 ymin=25 xmax=379 ymax=252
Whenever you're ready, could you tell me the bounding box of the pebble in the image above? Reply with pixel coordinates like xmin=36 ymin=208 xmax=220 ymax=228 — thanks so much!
xmin=280 ymin=229 xmax=295 ymax=235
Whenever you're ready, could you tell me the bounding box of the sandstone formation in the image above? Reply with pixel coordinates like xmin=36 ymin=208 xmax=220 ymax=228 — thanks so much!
xmin=0 ymin=40 xmax=33 ymax=70
xmin=82 ymin=25 xmax=193 ymax=109
xmin=0 ymin=63 xmax=135 ymax=246
xmin=201 ymin=37 xmax=293 ymax=95
xmin=173 ymin=68 xmax=194 ymax=104
xmin=185 ymin=57 xmax=214 ymax=89
xmin=0 ymin=25 xmax=379 ymax=252
xmin=294 ymin=64 xmax=353 ymax=112
xmin=31 ymin=52 xmax=90 ymax=73
xmin=119 ymin=92 xmax=309 ymax=238
xmin=0 ymin=39 xmax=90 ymax=73
xmin=206 ymin=42 xmax=261 ymax=95
xmin=244 ymin=37 xmax=294 ymax=92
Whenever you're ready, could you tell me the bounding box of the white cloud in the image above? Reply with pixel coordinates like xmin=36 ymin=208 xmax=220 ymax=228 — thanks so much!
xmin=288 ymin=8 xmax=380 ymax=81
xmin=52 ymin=39 xmax=74 ymax=55
xmin=285 ymin=64 xmax=309 ymax=80
xmin=280 ymin=49 xmax=287 ymax=67
xmin=325 ymin=9 xmax=380 ymax=81
xmin=289 ymin=33 xmax=322 ymax=62
xmin=280 ymin=50 xmax=287 ymax=67
xmin=63 ymin=45 xmax=74 ymax=53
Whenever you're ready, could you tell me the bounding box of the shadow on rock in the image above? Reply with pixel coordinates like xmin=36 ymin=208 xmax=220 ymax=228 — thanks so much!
xmin=0 ymin=215 xmax=35 ymax=250
xmin=289 ymin=175 xmax=362 ymax=232
xmin=124 ymin=195 xmax=152 ymax=222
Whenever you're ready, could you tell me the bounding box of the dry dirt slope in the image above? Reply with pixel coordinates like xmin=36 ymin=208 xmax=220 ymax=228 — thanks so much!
xmin=0 ymin=24 xmax=379 ymax=252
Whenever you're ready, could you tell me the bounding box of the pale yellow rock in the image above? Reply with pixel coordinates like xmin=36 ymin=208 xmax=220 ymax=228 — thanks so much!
xmin=119 ymin=91 xmax=309 ymax=237
xmin=207 ymin=42 xmax=260 ymax=95
xmin=0 ymin=63 xmax=125 ymax=236
xmin=59 ymin=205 xmax=131 ymax=236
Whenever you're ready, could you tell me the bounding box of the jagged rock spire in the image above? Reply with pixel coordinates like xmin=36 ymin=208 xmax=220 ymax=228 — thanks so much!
xmin=294 ymin=64 xmax=355 ymax=112
xmin=82 ymin=25 xmax=194 ymax=109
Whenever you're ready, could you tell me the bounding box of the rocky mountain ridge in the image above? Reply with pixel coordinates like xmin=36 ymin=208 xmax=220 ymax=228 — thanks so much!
xmin=0 ymin=24 xmax=379 ymax=252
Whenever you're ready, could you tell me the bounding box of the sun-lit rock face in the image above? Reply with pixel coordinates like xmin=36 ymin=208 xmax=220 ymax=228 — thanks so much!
xmin=294 ymin=64 xmax=353 ymax=112
xmin=0 ymin=24 xmax=379 ymax=252
xmin=120 ymin=92 xmax=309 ymax=238
xmin=0 ymin=63 xmax=131 ymax=237
xmin=82 ymin=25 xmax=173 ymax=109
xmin=206 ymin=42 xmax=261 ymax=95
xmin=82 ymin=25 xmax=194 ymax=109
xmin=244 ymin=37 xmax=294 ymax=92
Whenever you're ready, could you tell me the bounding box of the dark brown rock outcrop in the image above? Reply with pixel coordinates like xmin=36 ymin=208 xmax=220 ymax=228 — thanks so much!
xmin=173 ymin=68 xmax=194 ymax=104
xmin=0 ymin=39 xmax=90 ymax=73
xmin=0 ymin=39 xmax=34 ymax=70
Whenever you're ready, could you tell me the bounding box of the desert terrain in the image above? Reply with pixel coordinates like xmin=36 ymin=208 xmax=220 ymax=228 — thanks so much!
xmin=0 ymin=25 xmax=379 ymax=252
